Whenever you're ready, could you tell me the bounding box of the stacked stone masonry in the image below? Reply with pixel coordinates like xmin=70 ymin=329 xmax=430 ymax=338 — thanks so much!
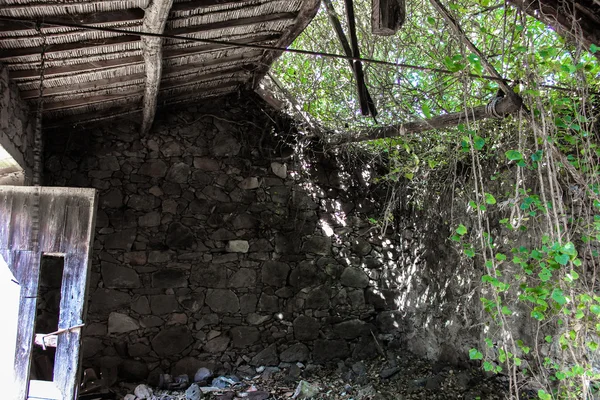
xmin=44 ymin=93 xmax=480 ymax=382
xmin=0 ymin=63 xmax=35 ymax=184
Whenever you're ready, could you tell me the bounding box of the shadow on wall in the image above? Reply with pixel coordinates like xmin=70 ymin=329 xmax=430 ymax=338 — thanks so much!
xmin=0 ymin=144 xmax=25 ymax=185
xmin=293 ymin=142 xmax=482 ymax=366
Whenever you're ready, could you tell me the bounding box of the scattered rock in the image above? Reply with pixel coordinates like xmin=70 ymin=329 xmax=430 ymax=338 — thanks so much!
xmin=226 ymin=240 xmax=249 ymax=253
xmin=134 ymin=384 xmax=153 ymax=399
xmin=194 ymin=367 xmax=213 ymax=383
xmin=185 ymin=383 xmax=203 ymax=400
xmin=271 ymin=162 xmax=287 ymax=179
xmin=292 ymin=380 xmax=320 ymax=399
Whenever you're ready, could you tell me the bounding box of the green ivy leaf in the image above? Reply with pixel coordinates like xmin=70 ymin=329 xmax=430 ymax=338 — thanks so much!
xmin=456 ymin=224 xmax=467 ymax=235
xmin=495 ymin=253 xmax=506 ymax=261
xmin=501 ymin=306 xmax=513 ymax=315
xmin=422 ymin=103 xmax=432 ymax=119
xmin=561 ymin=242 xmax=577 ymax=256
xmin=505 ymin=150 xmax=523 ymax=161
xmin=551 ymin=289 xmax=567 ymax=305
xmin=591 ymin=43 xmax=599 ymax=54
xmin=554 ymin=253 xmax=569 ymax=266
xmin=590 ymin=304 xmax=600 ymax=316
xmin=485 ymin=193 xmax=496 ymax=205
xmin=469 ymin=348 xmax=483 ymax=360
xmin=474 ymin=135 xmax=485 ymax=150
xmin=483 ymin=361 xmax=494 ymax=371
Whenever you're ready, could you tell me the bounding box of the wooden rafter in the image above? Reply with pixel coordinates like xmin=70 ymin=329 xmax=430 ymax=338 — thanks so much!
xmin=140 ymin=0 xmax=174 ymax=135
xmin=323 ymin=0 xmax=377 ymax=118
xmin=329 ymin=96 xmax=521 ymax=145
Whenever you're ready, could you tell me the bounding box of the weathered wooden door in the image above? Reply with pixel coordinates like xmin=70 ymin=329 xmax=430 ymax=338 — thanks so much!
xmin=0 ymin=186 xmax=97 ymax=400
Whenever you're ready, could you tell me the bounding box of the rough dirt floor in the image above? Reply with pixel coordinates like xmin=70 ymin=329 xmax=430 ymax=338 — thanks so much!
xmin=113 ymin=352 xmax=521 ymax=400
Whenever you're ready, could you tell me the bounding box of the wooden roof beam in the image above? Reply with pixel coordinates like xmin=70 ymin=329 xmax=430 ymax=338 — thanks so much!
xmin=141 ymin=0 xmax=174 ymax=135
xmin=0 ymin=0 xmax=149 ymax=18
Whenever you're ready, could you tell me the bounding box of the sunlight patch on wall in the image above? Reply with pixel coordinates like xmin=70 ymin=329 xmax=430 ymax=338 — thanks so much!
xmin=0 ymin=144 xmax=24 ymax=185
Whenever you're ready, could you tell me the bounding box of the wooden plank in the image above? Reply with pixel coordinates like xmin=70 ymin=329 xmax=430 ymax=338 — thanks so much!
xmin=171 ymin=0 xmax=255 ymax=12
xmin=8 ymin=188 xmax=38 ymax=251
xmin=13 ymin=250 xmax=41 ymax=400
xmin=0 ymin=35 xmax=140 ymax=62
xmin=36 ymin=192 xmax=66 ymax=253
xmin=0 ymin=9 xmax=144 ymax=33
xmin=169 ymin=12 xmax=296 ymax=36
xmin=0 ymin=0 xmax=149 ymax=18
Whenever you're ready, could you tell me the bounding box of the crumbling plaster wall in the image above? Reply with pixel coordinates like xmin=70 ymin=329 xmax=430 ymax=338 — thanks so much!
xmin=0 ymin=63 xmax=34 ymax=184
xmin=43 ymin=93 xmax=482 ymax=382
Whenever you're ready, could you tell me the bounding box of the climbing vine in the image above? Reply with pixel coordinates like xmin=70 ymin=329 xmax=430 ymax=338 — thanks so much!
xmin=273 ymin=0 xmax=600 ymax=398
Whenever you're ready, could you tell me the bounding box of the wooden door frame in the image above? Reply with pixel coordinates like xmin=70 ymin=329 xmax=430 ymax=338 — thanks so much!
xmin=0 ymin=186 xmax=97 ymax=400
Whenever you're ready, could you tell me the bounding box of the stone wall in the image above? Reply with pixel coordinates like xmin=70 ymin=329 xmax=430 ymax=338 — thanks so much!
xmin=44 ymin=93 xmax=482 ymax=382
xmin=0 ymin=64 xmax=34 ymax=185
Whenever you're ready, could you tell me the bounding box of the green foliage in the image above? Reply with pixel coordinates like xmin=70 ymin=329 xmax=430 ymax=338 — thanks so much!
xmin=272 ymin=1 xmax=600 ymax=398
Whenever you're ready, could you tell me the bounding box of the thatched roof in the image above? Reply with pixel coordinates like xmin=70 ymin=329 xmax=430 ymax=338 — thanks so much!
xmin=0 ymin=0 xmax=320 ymax=128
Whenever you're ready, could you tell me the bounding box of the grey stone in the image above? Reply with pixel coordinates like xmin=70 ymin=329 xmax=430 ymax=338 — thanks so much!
xmin=151 ymin=326 xmax=194 ymax=356
xmin=305 ymin=286 xmax=331 ymax=309
xmin=185 ymin=383 xmax=202 ymax=400
xmin=238 ymin=177 xmax=260 ymax=189
xmin=172 ymin=357 xmax=204 ymax=380
xmin=240 ymin=294 xmax=257 ymax=314
xmin=108 ymin=312 xmax=139 ymax=333
xmin=82 ymin=337 xmax=103 ymax=358
xmin=289 ymin=261 xmax=321 ymax=288
xmin=100 ymin=188 xmax=123 ymax=208
xmin=312 ymin=340 xmax=350 ymax=363
xmin=139 ymin=160 xmax=168 ymax=177
xmin=293 ymin=315 xmax=319 ymax=341
xmin=89 ymin=289 xmax=132 ymax=313
xmin=140 ymin=315 xmax=163 ymax=328
xmin=119 ymin=360 xmax=149 ymax=381
xmin=134 ymin=384 xmax=153 ymax=399
xmin=203 ymin=335 xmax=230 ymax=353
xmin=128 ymin=343 xmax=151 ymax=357
xmin=258 ymin=293 xmax=279 ymax=312
xmin=139 ymin=211 xmax=161 ymax=227
xmin=128 ymin=194 xmax=159 ymax=211
xmin=101 ymin=262 xmax=140 ymax=288
xmin=250 ymin=343 xmax=279 ymax=366
xmin=161 ymin=141 xmax=183 ymax=157
xmin=231 ymin=326 xmax=260 ymax=347
xmin=351 ymin=238 xmax=372 ymax=256
xmin=212 ymin=134 xmax=241 ymax=157
xmin=194 ymin=367 xmax=213 ymax=382
xmin=166 ymin=223 xmax=195 ymax=249
xmin=202 ymin=186 xmax=230 ymax=202
xmin=124 ymin=251 xmax=147 ymax=266
xmin=232 ymin=214 xmax=258 ymax=230
xmin=229 ymin=268 xmax=256 ymax=288
xmin=280 ymin=343 xmax=309 ymax=362
xmin=131 ymin=296 xmax=151 ymax=314
xmin=271 ymin=162 xmax=287 ymax=179
xmin=195 ymin=314 xmax=219 ymax=329
xmin=205 ymin=289 xmax=239 ymax=313
xmin=209 ymin=228 xmax=236 ymax=241
xmin=302 ymin=236 xmax=331 ymax=255
xmin=166 ymin=162 xmax=190 ymax=183
xmin=180 ymin=293 xmax=204 ymax=312
xmin=193 ymin=157 xmax=220 ymax=171
xmin=262 ymin=261 xmax=290 ymax=287
xmin=150 ymin=295 xmax=179 ymax=315
xmin=247 ymin=313 xmax=270 ymax=325
xmin=249 ymin=238 xmax=273 ymax=252
xmin=152 ymin=269 xmax=188 ymax=288
xmin=104 ymin=229 xmax=136 ymax=251
xmin=226 ymin=240 xmax=249 ymax=253
xmin=333 ymin=319 xmax=368 ymax=339
xmin=340 ymin=267 xmax=370 ymax=288
xmin=376 ymin=311 xmax=403 ymax=333
xmin=191 ymin=264 xmax=227 ymax=287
